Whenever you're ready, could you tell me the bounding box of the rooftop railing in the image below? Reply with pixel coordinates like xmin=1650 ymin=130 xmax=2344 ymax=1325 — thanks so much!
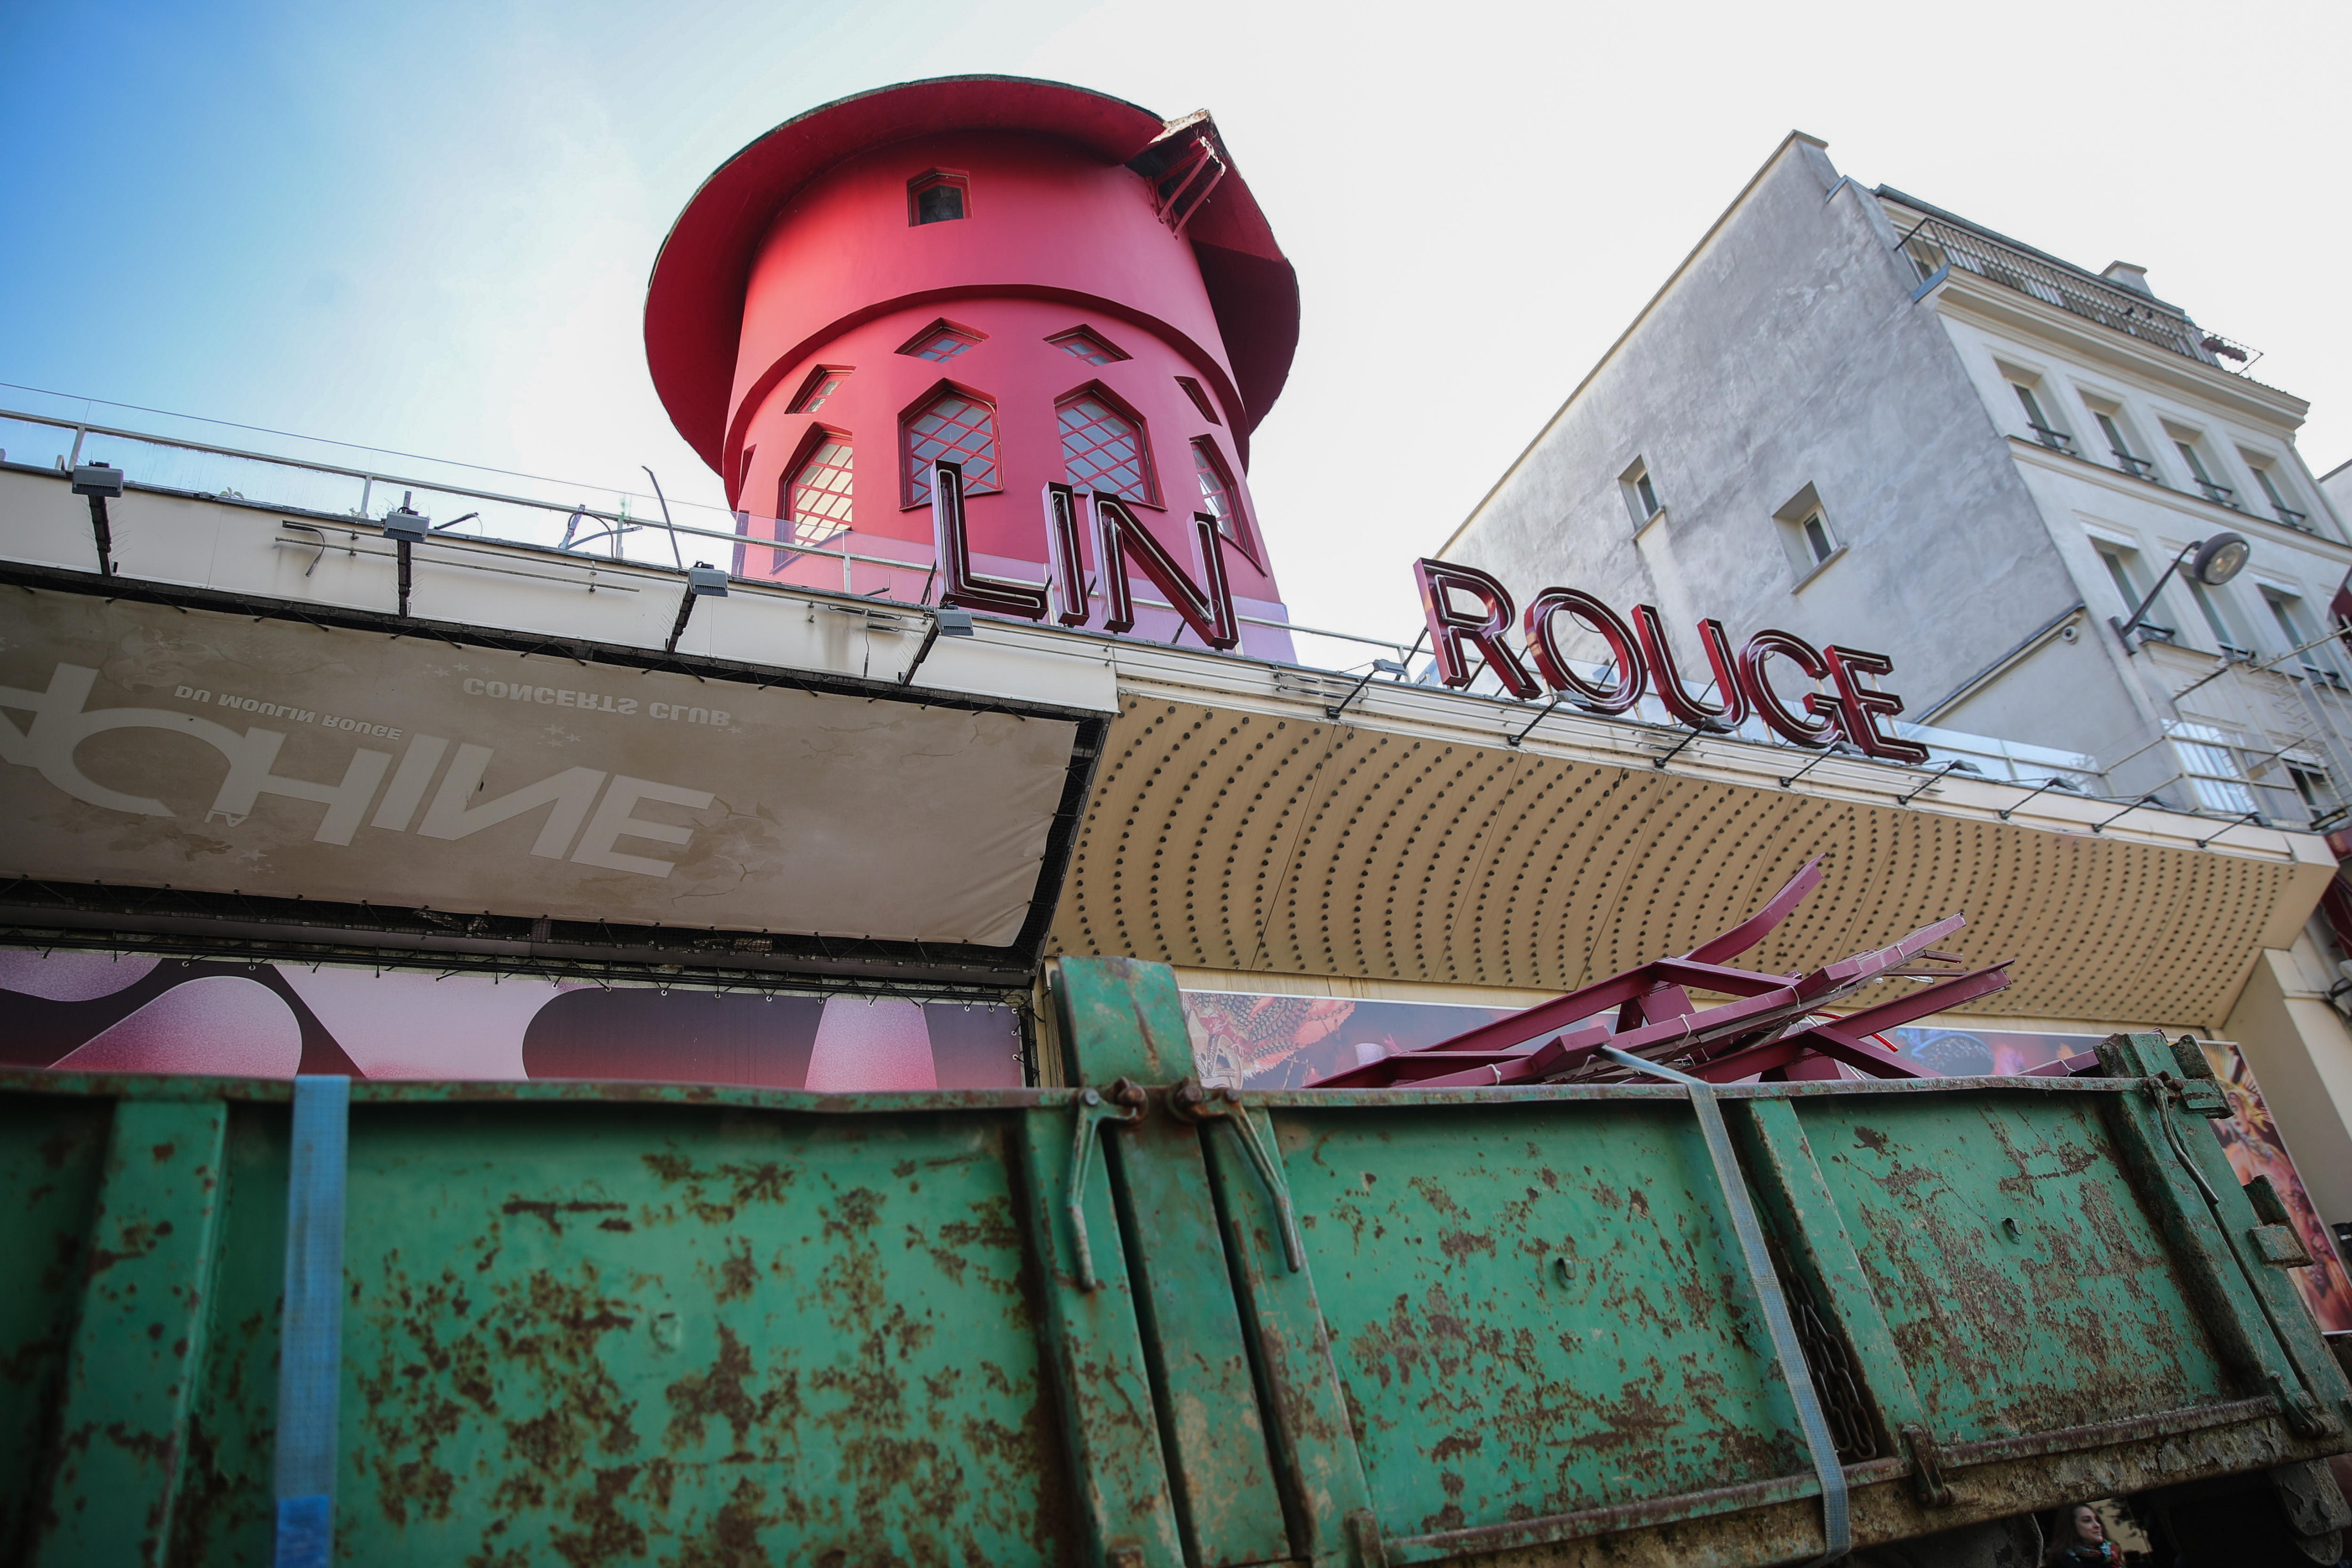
xmin=9 ymin=400 xmax=2340 ymax=839
xmin=1898 ymin=216 xmax=2262 ymax=375
xmin=0 ymin=404 xmax=1412 ymax=674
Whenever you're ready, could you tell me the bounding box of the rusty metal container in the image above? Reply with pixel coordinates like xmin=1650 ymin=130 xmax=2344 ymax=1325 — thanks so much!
xmin=4 ymin=957 xmax=2348 ymax=1566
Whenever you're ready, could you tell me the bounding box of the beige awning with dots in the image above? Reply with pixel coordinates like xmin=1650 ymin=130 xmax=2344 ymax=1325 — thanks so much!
xmin=1047 ymin=649 xmax=2336 ymax=1031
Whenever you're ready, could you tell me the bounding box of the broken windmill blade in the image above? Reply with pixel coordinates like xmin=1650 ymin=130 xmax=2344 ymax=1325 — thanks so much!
xmin=1307 ymin=855 xmax=2012 ymax=1089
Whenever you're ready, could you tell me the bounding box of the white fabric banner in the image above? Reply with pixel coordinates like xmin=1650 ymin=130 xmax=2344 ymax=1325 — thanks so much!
xmin=0 ymin=591 xmax=1078 ymax=946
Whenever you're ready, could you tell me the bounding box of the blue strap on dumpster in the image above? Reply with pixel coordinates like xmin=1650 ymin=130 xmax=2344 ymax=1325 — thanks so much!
xmin=1602 ymin=1047 xmax=1852 ymax=1564
xmin=274 ymin=1075 xmax=350 ymax=1568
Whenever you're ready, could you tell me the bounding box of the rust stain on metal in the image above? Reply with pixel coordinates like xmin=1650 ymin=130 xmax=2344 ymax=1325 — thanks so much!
xmin=664 ymin=1325 xmax=797 ymax=1457
xmin=500 ymin=1198 xmax=630 ymax=1236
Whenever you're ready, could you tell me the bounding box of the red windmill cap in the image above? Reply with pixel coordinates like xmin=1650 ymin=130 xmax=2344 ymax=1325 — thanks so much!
xmin=643 ymin=74 xmax=1301 ymax=474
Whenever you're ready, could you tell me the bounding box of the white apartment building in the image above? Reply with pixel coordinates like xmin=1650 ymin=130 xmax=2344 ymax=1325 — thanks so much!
xmin=1438 ymin=131 xmax=2352 ymax=1223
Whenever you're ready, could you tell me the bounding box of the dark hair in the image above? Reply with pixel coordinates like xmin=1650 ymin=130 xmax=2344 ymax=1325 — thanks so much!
xmin=2040 ymin=1503 xmax=2101 ymax=1564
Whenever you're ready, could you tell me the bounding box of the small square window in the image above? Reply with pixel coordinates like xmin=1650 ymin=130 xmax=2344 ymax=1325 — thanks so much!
xmin=1773 ymin=483 xmax=1839 ymax=579
xmin=908 ymin=171 xmax=969 ymax=226
xmin=1619 ymin=459 xmax=1661 ymax=527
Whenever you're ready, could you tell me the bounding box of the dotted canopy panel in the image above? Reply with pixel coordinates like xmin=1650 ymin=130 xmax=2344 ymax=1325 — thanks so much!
xmin=1048 ymin=700 xmax=2318 ymax=1029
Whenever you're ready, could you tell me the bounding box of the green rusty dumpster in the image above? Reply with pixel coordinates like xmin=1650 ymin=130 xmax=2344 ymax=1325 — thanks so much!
xmin=3 ymin=956 xmax=2348 ymax=1567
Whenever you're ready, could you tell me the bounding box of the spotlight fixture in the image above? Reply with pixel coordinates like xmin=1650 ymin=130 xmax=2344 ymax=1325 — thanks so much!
xmin=667 ymin=562 xmax=730 ymax=653
xmin=902 ymin=605 xmax=977 ymax=685
xmin=71 ymin=462 xmax=125 ymax=576
xmin=382 ymin=491 xmax=430 ymax=615
xmin=380 ymin=504 xmax=429 ymax=544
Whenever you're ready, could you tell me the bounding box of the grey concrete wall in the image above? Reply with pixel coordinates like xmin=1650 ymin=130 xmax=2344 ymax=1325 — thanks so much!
xmin=2324 ymin=461 xmax=2352 ymax=536
xmin=1443 ymin=138 xmax=2086 ymax=739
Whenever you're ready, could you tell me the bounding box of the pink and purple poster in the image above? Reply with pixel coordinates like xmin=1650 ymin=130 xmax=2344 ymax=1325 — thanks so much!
xmin=0 ymin=949 xmax=1022 ymax=1091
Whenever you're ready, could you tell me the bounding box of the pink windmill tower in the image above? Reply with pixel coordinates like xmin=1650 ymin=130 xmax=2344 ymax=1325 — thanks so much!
xmin=644 ymin=76 xmax=1300 ymax=656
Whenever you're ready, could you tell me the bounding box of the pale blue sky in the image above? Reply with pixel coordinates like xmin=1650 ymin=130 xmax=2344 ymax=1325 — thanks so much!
xmin=5 ymin=0 xmax=2346 ymax=635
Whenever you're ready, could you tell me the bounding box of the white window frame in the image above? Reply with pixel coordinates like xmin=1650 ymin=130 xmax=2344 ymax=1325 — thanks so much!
xmin=1619 ymin=458 xmax=1662 ymax=528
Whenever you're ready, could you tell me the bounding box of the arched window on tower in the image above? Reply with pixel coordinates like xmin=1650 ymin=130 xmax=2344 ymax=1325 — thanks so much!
xmin=779 ymin=433 xmax=853 ymax=547
xmin=904 ymin=388 xmax=1001 ymax=506
xmin=1058 ymin=387 xmax=1155 ymax=504
xmin=1189 ymin=437 xmax=1260 ymax=565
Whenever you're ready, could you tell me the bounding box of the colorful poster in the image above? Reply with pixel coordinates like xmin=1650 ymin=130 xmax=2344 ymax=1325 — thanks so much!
xmin=0 ymin=947 xmax=1022 ymax=1090
xmin=1180 ymin=990 xmax=1520 ymax=1089
xmin=2196 ymin=1039 xmax=2352 ymax=1334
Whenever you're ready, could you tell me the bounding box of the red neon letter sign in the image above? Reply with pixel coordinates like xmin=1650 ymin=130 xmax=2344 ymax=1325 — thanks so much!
xmin=1414 ymin=560 xmax=1540 ymax=698
xmin=1524 ymin=589 xmax=1646 ymax=714
xmin=1092 ymin=496 xmax=1240 ymax=649
xmin=1822 ymin=645 xmax=1929 ymax=763
xmin=1633 ymin=607 xmax=1747 ymax=730
xmin=1737 ymin=630 xmax=1841 ymax=746
xmin=1042 ymin=482 xmax=1090 ymax=627
xmin=932 ymin=460 xmax=1047 ymax=620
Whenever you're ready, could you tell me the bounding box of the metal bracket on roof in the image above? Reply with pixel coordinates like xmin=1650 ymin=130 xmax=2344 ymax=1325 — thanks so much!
xmin=1127 ymin=118 xmax=1227 ymax=238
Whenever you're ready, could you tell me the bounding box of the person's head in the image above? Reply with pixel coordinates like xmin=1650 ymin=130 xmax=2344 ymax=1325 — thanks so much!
xmin=2067 ymin=1505 xmax=2105 ymax=1545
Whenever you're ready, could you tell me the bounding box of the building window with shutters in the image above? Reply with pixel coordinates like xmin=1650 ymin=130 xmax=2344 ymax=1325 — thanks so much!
xmin=779 ymin=432 xmax=853 ymax=547
xmin=1058 ymin=386 xmax=1156 ymax=504
xmin=903 ymin=387 xmax=1001 ymax=506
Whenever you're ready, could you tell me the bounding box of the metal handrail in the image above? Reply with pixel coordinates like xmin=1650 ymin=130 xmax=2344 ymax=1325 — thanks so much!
xmin=8 ymin=405 xmax=2332 ymax=836
xmin=1897 ymin=216 xmax=2259 ymax=374
xmin=1 ymin=405 xmax=1420 ymax=665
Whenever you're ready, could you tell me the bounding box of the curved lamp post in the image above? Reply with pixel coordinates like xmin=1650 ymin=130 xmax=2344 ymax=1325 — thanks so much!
xmin=2114 ymin=531 xmax=2251 ymax=646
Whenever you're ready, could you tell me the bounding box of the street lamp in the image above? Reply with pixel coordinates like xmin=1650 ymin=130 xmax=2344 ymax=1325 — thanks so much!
xmin=2114 ymin=532 xmax=2250 ymax=646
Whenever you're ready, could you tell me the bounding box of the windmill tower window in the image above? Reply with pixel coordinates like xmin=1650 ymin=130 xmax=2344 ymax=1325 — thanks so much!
xmin=1059 ymin=389 xmax=1156 ymax=504
xmin=908 ymin=171 xmax=970 ymax=226
xmin=904 ymin=390 xmax=1001 ymax=505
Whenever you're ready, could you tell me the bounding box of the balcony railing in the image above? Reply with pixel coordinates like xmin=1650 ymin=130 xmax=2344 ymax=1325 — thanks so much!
xmin=1899 ymin=216 xmax=2262 ymax=375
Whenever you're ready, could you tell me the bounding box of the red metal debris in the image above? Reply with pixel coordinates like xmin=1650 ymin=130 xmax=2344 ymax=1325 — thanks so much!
xmin=1309 ymin=857 xmax=2013 ymax=1088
